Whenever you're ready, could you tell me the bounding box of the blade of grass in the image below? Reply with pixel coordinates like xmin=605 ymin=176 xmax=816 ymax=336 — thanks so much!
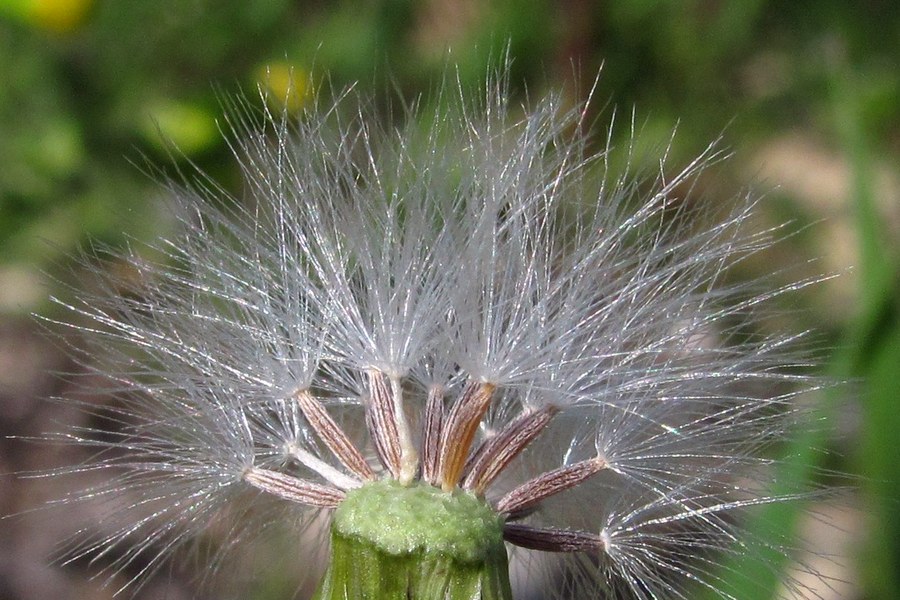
xmin=702 ymin=58 xmax=898 ymax=600
xmin=834 ymin=64 xmax=900 ymax=600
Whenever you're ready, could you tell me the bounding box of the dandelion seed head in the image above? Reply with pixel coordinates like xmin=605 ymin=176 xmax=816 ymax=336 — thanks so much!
xmin=41 ymin=68 xmax=829 ymax=599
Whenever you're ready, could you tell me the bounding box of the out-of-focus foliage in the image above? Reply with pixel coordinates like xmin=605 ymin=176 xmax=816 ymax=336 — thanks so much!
xmin=0 ymin=2 xmax=897 ymax=599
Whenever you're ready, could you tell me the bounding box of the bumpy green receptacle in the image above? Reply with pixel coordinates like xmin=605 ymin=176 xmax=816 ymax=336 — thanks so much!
xmin=313 ymin=479 xmax=512 ymax=600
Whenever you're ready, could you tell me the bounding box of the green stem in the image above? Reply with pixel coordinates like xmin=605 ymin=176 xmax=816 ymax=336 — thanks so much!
xmin=313 ymin=480 xmax=513 ymax=600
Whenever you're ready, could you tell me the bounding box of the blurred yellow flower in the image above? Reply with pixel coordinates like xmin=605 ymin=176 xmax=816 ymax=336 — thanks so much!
xmin=3 ymin=0 xmax=94 ymax=33
xmin=255 ymin=62 xmax=313 ymax=113
xmin=140 ymin=99 xmax=218 ymax=156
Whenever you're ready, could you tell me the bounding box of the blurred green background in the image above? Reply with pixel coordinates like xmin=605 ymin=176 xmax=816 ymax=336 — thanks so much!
xmin=0 ymin=1 xmax=897 ymax=599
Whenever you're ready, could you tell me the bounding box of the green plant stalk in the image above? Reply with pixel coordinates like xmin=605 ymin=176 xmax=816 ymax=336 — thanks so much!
xmin=313 ymin=480 xmax=513 ymax=600
xmin=833 ymin=64 xmax=900 ymax=600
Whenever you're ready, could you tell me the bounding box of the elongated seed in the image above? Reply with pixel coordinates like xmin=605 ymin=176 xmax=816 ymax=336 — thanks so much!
xmin=438 ymin=381 xmax=496 ymax=492
xmin=294 ymin=390 xmax=375 ymax=481
xmin=365 ymin=371 xmax=402 ymax=479
xmin=462 ymin=404 xmax=558 ymax=494
xmin=421 ymin=385 xmax=445 ymax=485
xmin=243 ymin=466 xmax=346 ymax=507
xmin=503 ymin=523 xmax=607 ymax=553
xmin=496 ymin=456 xmax=608 ymax=516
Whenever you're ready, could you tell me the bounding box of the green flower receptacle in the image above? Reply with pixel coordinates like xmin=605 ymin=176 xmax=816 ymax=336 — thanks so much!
xmin=314 ymin=479 xmax=513 ymax=600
